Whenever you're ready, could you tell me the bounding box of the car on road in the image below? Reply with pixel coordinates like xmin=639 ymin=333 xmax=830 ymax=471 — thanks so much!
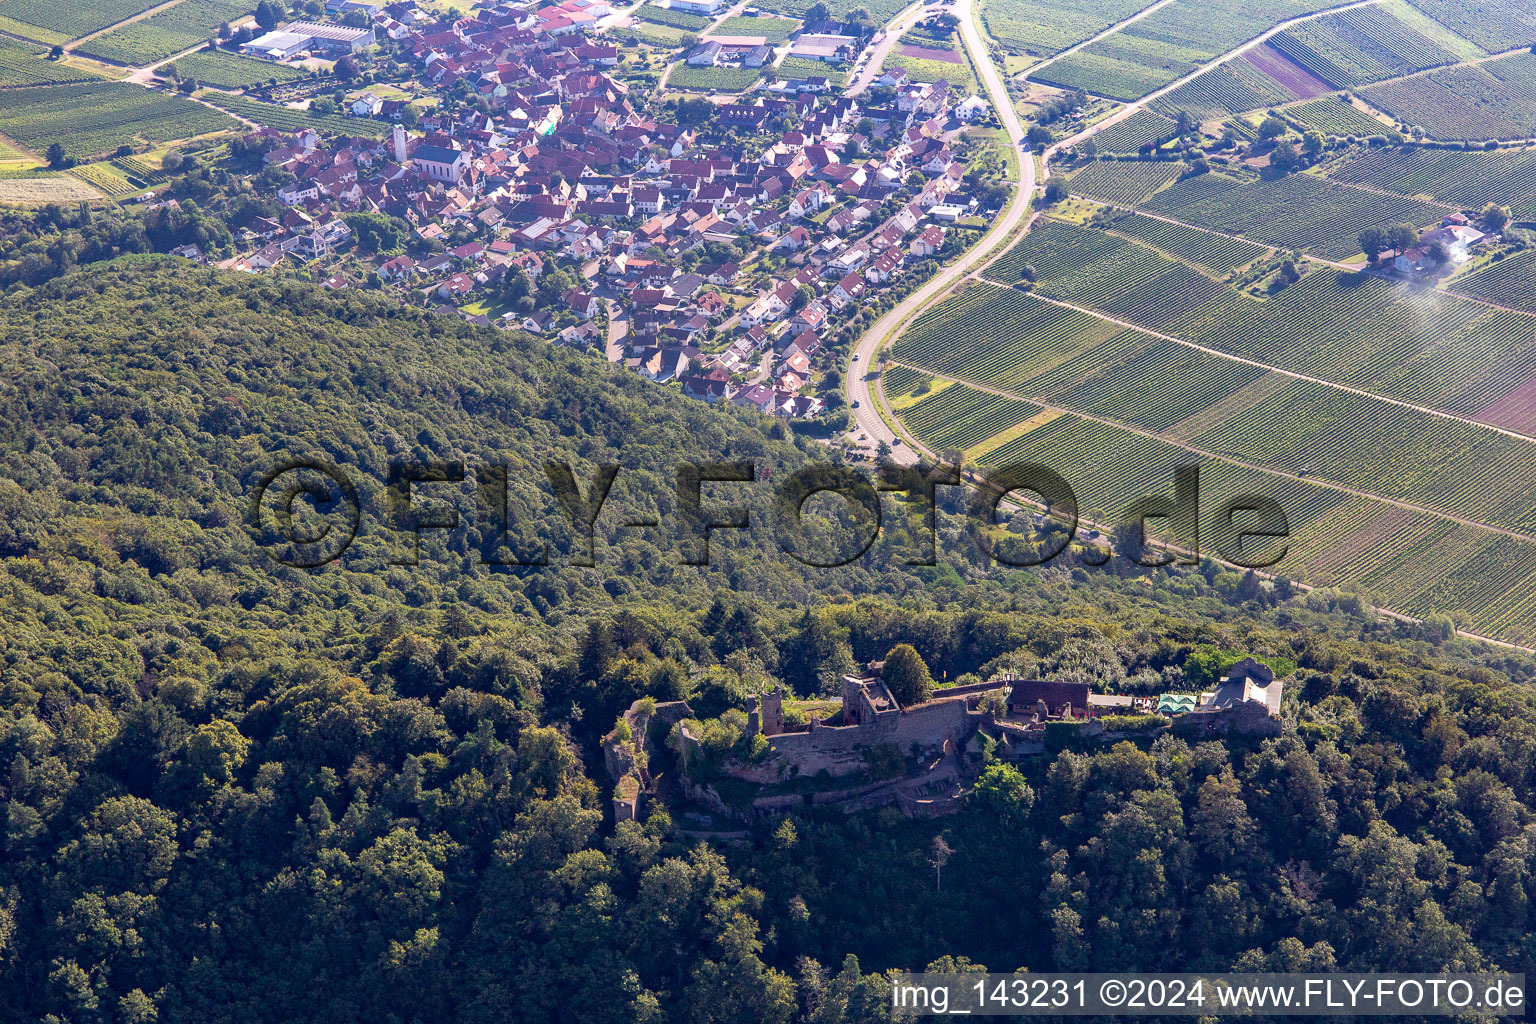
xmin=892 ymin=438 xmax=902 ymax=446
xmin=852 ymin=353 xmax=859 ymax=360
xmin=852 ymin=400 xmax=860 ymax=408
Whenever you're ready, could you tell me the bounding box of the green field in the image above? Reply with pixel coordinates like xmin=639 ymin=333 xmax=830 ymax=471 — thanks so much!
xmin=635 ymin=3 xmax=712 ymax=30
xmin=1325 ymin=145 xmax=1536 ymax=221
xmin=884 ymin=52 xmax=975 ymax=93
xmin=668 ymin=63 xmax=763 ymax=91
xmin=708 ymin=15 xmax=798 ymax=42
xmin=0 ymin=38 xmax=106 ymax=86
xmin=900 ymin=383 xmax=1040 ymax=452
xmin=66 ymin=160 xmax=141 ymax=197
xmin=0 ymin=0 xmax=161 ymax=42
xmin=757 ymin=0 xmax=908 ymax=23
xmin=79 ymin=0 xmax=255 ymax=66
xmin=1282 ymin=97 xmax=1388 ymax=136
xmin=887 ymin=259 xmax=1536 ymax=636
xmin=1359 ymin=52 xmax=1536 ymax=142
xmin=776 ymin=56 xmax=846 ymax=85
xmin=1402 ymin=0 xmax=1536 ymax=52
xmin=1032 ymin=0 xmax=1346 ymax=100
xmin=1100 ymin=211 xmax=1270 ymax=275
xmin=980 ymin=0 xmax=1148 ymax=58
xmin=1152 ymin=61 xmax=1298 ymax=122
xmin=1082 ymin=111 xmax=1179 ymax=153
xmin=202 ymin=94 xmax=388 ymax=137
xmin=0 ymin=82 xmax=238 ymax=160
xmin=1453 ymin=249 xmax=1536 ymax=313
xmin=1141 ymin=170 xmax=1449 ymax=259
xmin=1269 ymin=4 xmax=1463 ymax=89
xmin=166 ymin=49 xmax=308 ymax=90
xmin=1066 ymin=159 xmax=1186 ymax=204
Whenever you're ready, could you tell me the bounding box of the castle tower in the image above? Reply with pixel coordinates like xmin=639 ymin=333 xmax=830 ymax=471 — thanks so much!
xmin=393 ymin=122 xmax=408 ymax=164
xmin=760 ymin=690 xmax=784 ymax=736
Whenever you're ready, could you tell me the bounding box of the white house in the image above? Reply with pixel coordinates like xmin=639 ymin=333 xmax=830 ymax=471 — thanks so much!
xmin=351 ymin=92 xmax=384 ymax=117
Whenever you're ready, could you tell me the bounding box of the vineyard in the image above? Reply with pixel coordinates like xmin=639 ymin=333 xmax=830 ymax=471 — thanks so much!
xmin=667 ymin=64 xmax=763 ymax=92
xmin=1188 ymin=377 xmax=1536 ymax=532
xmin=1140 ymin=171 xmax=1448 ymax=259
xmin=1453 ymin=250 xmax=1536 ymax=314
xmin=981 ymin=0 xmax=1148 ymax=58
xmin=1031 ymin=0 xmax=1347 ymax=100
xmin=0 ymin=83 xmax=238 ymax=160
xmin=900 ymin=383 xmax=1040 ymax=452
xmin=1360 ymin=53 xmax=1536 ymax=141
xmin=1081 ymin=111 xmax=1179 ymax=154
xmin=776 ymin=57 xmax=847 ymax=85
xmin=890 ymin=283 xmax=1121 ymax=392
xmin=1402 ymin=0 xmax=1536 ymax=52
xmin=204 ymin=95 xmax=388 ymax=138
xmin=1065 ymin=159 xmax=1185 ymax=205
xmin=636 ymin=4 xmax=711 ymax=29
xmin=113 ymin=153 xmax=171 ymax=184
xmin=1269 ymin=4 xmax=1461 ymax=89
xmin=1177 ymin=270 xmax=1536 ymax=415
xmin=0 ymin=39 xmax=105 ymax=87
xmin=1101 ymin=211 xmax=1270 ymax=275
xmin=1152 ymin=61 xmax=1297 ymax=122
xmin=984 ymin=221 xmax=1229 ymax=333
xmin=0 ymin=0 xmax=161 ymax=43
xmin=757 ymin=0 xmax=908 ymax=24
xmin=1324 ymin=145 xmax=1536 ymax=220
xmin=66 ymin=161 xmax=140 ymax=197
xmin=1282 ymin=96 xmax=1388 ymax=136
xmin=168 ymin=49 xmax=308 ymax=91
xmin=879 ymin=365 xmax=936 ymax=403
xmin=708 ymin=16 xmax=798 ymax=42
xmin=79 ymin=0 xmax=255 ymax=67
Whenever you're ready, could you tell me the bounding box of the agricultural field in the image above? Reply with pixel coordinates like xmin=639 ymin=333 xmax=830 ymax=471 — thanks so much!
xmin=112 ymin=153 xmax=171 ymax=184
xmin=776 ymin=56 xmax=847 ymax=85
xmin=1082 ymin=111 xmax=1179 ymax=153
xmin=203 ymin=94 xmax=388 ymax=138
xmin=1101 ymin=211 xmax=1270 ymax=274
xmin=884 ymin=52 xmax=975 ymax=92
xmin=1065 ymin=159 xmax=1186 ymax=205
xmin=1140 ymin=170 xmax=1449 ymax=259
xmin=1360 ymin=53 xmax=1536 ymax=141
xmin=1324 ymin=145 xmax=1536 ymax=220
xmin=0 ymin=0 xmax=161 ymax=43
xmin=0 ymin=175 xmax=105 ymax=203
xmin=66 ymin=160 xmax=140 ymax=197
xmin=1269 ymin=4 xmax=1463 ymax=89
xmin=1402 ymin=0 xmax=1536 ymax=52
xmin=985 ymin=220 xmax=1230 ymax=332
xmin=980 ymin=0 xmax=1148 ymax=59
xmin=79 ymin=0 xmax=255 ymax=67
xmin=1452 ymin=249 xmax=1536 ymax=314
xmin=0 ymin=38 xmax=105 ymax=86
xmin=668 ymin=64 xmax=763 ymax=92
xmin=1239 ymin=43 xmax=1334 ymax=100
xmin=879 ymin=365 xmax=938 ymax=405
xmin=635 ymin=3 xmax=711 ymax=29
xmin=1281 ymin=96 xmax=1388 ymax=136
xmin=757 ymin=0 xmax=907 ymax=23
xmin=1032 ymin=0 xmax=1347 ymax=101
xmin=167 ymin=49 xmax=308 ymax=90
xmin=1151 ymin=61 xmax=1298 ymax=122
xmin=708 ymin=15 xmax=797 ymax=42
xmin=899 ymin=383 xmax=1040 ymax=452
xmin=0 ymin=82 xmax=238 ymax=160
xmin=889 ymin=283 xmax=1123 ymax=393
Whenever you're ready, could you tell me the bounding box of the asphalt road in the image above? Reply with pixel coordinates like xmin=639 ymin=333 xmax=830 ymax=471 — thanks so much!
xmin=843 ymin=0 xmax=1034 ymax=464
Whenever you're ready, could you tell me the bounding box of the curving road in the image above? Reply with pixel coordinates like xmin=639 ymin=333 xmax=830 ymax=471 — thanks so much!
xmin=844 ymin=0 xmax=1033 ymax=464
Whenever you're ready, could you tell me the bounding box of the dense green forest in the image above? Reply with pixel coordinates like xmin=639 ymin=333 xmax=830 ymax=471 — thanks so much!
xmin=1 ymin=260 xmax=1534 ymax=1022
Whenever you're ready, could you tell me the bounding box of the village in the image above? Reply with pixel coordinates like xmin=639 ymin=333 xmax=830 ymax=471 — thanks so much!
xmin=174 ymin=0 xmax=1003 ymax=441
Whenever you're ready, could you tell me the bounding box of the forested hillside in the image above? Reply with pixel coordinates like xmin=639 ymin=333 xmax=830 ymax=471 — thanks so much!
xmin=1 ymin=261 xmax=1534 ymax=1022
